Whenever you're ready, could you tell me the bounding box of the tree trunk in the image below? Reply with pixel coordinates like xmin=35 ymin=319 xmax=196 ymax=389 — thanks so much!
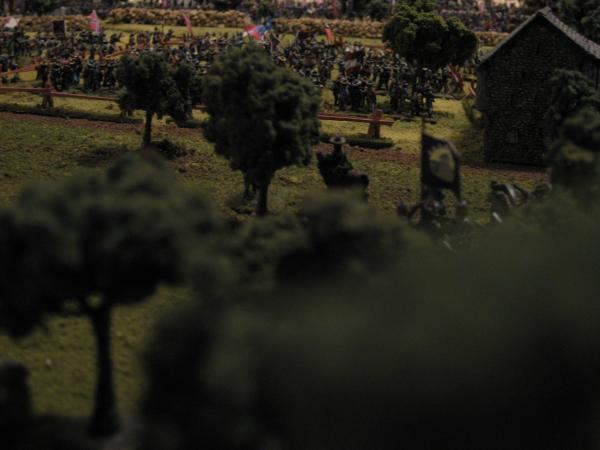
xmin=88 ymin=305 xmax=119 ymax=437
xmin=143 ymin=110 xmax=153 ymax=147
xmin=256 ymin=181 xmax=270 ymax=216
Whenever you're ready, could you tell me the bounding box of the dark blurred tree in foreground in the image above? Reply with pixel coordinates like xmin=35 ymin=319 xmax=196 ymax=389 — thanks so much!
xmin=0 ymin=154 xmax=222 ymax=437
xmin=549 ymin=107 xmax=600 ymax=195
xmin=140 ymin=196 xmax=600 ymax=449
xmin=228 ymin=193 xmax=425 ymax=291
xmin=203 ymin=44 xmax=321 ymax=216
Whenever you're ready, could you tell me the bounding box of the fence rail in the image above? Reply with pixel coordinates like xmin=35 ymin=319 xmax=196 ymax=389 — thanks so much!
xmin=0 ymin=86 xmax=394 ymax=138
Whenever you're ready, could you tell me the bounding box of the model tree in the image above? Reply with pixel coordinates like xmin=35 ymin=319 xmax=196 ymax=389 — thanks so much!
xmin=549 ymin=106 xmax=600 ymax=194
xmin=0 ymin=154 xmax=222 ymax=437
xmin=383 ymin=2 xmax=477 ymax=71
xmin=117 ymin=52 xmax=188 ymax=147
xmin=544 ymin=69 xmax=600 ymax=142
xmin=203 ymin=44 xmax=321 ymax=216
xmin=558 ymin=0 xmax=600 ymax=42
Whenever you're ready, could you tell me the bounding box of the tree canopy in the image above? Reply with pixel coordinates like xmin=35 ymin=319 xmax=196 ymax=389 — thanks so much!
xmin=26 ymin=0 xmax=61 ymax=15
xmin=0 ymin=153 xmax=222 ymax=436
xmin=383 ymin=3 xmax=477 ymax=70
xmin=139 ymin=195 xmax=600 ymax=450
xmin=203 ymin=44 xmax=321 ymax=215
xmin=549 ymin=106 xmax=600 ymax=194
xmin=558 ymin=0 xmax=600 ymax=42
xmin=544 ymin=69 xmax=600 ymax=143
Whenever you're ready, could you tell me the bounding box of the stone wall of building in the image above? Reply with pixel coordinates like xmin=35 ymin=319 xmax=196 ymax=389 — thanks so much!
xmin=478 ymin=18 xmax=600 ymax=165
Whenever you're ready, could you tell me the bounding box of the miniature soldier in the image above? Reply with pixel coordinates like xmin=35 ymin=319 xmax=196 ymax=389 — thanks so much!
xmin=364 ymin=81 xmax=376 ymax=112
xmin=37 ymin=61 xmax=49 ymax=87
xmin=338 ymin=78 xmax=350 ymax=111
xmin=424 ymin=84 xmax=435 ymax=118
xmin=332 ymin=75 xmax=342 ymax=107
xmin=410 ymin=88 xmax=422 ymax=117
xmin=389 ymin=78 xmax=399 ymax=112
xmin=350 ymin=79 xmax=362 ymax=111
xmin=317 ymin=136 xmax=353 ymax=186
xmin=377 ymin=64 xmax=391 ymax=91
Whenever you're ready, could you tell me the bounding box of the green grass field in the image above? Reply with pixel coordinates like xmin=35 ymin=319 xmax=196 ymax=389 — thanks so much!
xmin=0 ymin=25 xmax=547 ymax=421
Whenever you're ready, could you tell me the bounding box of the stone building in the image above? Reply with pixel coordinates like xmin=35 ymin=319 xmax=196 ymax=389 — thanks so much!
xmin=475 ymin=7 xmax=600 ymax=165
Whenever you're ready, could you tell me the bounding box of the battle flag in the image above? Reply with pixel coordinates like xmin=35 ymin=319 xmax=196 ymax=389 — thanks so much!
xmin=88 ymin=10 xmax=101 ymax=34
xmin=3 ymin=16 xmax=19 ymax=29
xmin=421 ymin=132 xmax=461 ymax=199
xmin=184 ymin=14 xmax=194 ymax=36
xmin=325 ymin=27 xmax=334 ymax=43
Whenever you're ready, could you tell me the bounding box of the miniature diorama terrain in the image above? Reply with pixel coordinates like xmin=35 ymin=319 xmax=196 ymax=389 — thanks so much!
xmin=1 ymin=0 xmax=600 ymax=449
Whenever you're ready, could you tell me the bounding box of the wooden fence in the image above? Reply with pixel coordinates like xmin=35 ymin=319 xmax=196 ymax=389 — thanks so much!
xmin=0 ymin=86 xmax=395 ymax=138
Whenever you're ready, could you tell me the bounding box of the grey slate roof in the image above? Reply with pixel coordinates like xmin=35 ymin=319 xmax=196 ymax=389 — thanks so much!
xmin=478 ymin=7 xmax=600 ymax=68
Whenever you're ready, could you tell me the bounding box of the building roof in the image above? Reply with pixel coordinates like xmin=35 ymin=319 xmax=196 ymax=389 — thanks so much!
xmin=479 ymin=7 xmax=600 ymax=69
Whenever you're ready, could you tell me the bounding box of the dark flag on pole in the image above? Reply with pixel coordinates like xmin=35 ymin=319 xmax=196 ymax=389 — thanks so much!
xmin=421 ymin=132 xmax=461 ymax=199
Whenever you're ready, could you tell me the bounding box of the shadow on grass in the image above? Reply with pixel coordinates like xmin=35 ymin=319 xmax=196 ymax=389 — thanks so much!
xmin=74 ymin=145 xmax=129 ymax=168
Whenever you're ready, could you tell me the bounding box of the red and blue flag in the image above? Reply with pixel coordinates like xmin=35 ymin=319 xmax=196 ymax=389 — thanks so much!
xmin=244 ymin=18 xmax=273 ymax=41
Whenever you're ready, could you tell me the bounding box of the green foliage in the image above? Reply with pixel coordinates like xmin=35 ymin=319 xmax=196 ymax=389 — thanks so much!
xmin=230 ymin=214 xmax=306 ymax=290
xmin=26 ymin=0 xmax=61 ymax=15
xmin=525 ymin=0 xmax=600 ymax=42
xmin=383 ymin=5 xmax=477 ymax=70
xmin=581 ymin=5 xmax=600 ymax=42
xmin=256 ymin=0 xmax=276 ymax=18
xmin=544 ymin=69 xmax=600 ymax=143
xmin=549 ymin=106 xmax=600 ymax=194
xmin=141 ymin=192 xmax=600 ymax=450
xmin=444 ymin=17 xmax=479 ymax=66
xmin=203 ymin=44 xmax=321 ymax=215
xmin=392 ymin=0 xmax=438 ymax=13
xmin=212 ymin=0 xmax=243 ymax=10
xmin=139 ymin=305 xmax=265 ymax=450
xmin=558 ymin=0 xmax=600 ymax=42
xmin=544 ymin=70 xmax=600 ymax=193
xmin=461 ymin=97 xmax=484 ymax=129
xmin=364 ymin=0 xmax=392 ymax=20
xmin=116 ymin=53 xmax=192 ymax=146
xmin=228 ymin=193 xmax=425 ymax=289
xmin=0 ymin=154 xmax=222 ymax=436
xmin=1 ymin=150 xmax=221 ymax=313
xmin=276 ymin=192 xmax=424 ymax=282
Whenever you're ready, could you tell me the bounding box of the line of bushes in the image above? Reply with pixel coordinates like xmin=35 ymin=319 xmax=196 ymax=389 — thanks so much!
xmin=13 ymin=9 xmax=509 ymax=44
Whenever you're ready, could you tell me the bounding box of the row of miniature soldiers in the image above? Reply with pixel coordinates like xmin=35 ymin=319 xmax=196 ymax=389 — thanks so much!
xmin=389 ymin=79 xmax=436 ymax=118
xmin=36 ymin=58 xmax=117 ymax=92
xmin=332 ymin=75 xmax=377 ymax=113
